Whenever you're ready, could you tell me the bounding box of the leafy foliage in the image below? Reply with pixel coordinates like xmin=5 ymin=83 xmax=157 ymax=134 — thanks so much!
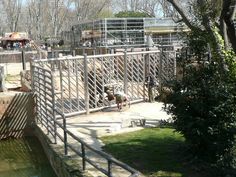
xmin=167 ymin=30 xmax=236 ymax=173
xmin=114 ymin=11 xmax=152 ymax=18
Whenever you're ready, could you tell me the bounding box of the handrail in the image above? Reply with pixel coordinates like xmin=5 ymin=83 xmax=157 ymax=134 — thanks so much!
xmin=33 ymin=50 xmax=161 ymax=63
xmin=53 ymin=109 xmax=139 ymax=177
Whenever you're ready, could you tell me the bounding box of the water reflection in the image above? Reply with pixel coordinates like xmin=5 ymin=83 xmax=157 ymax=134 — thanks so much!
xmin=0 ymin=137 xmax=57 ymax=177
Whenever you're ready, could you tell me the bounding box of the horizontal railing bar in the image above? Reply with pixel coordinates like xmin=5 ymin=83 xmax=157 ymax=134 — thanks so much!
xmin=53 ymin=114 xmax=138 ymax=175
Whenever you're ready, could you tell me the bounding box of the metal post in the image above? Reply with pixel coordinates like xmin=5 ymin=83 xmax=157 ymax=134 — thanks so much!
xmin=173 ymin=51 xmax=177 ymax=79
xmin=63 ymin=114 xmax=68 ymax=155
xmin=30 ymin=61 xmax=34 ymax=91
xmin=51 ymin=70 xmax=57 ymax=144
xmin=81 ymin=143 xmax=86 ymax=171
xmin=160 ymin=48 xmax=163 ymax=88
xmin=0 ymin=66 xmax=6 ymax=92
xmin=59 ymin=61 xmax=64 ymax=114
xmin=83 ymin=54 xmax=90 ymax=114
xmin=123 ymin=49 xmax=128 ymax=94
xmin=21 ymin=50 xmax=26 ymax=70
xmin=67 ymin=59 xmax=72 ymax=112
xmin=108 ymin=160 xmax=112 ymax=177
xmin=72 ymin=50 xmax=76 ymax=56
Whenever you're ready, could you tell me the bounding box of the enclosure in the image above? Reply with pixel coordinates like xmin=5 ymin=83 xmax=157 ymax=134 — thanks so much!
xmin=31 ymin=49 xmax=176 ymax=116
xmin=71 ymin=18 xmax=188 ymax=48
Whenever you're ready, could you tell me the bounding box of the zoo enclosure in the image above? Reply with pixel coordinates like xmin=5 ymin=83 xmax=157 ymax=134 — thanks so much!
xmin=31 ymin=49 xmax=176 ymax=176
xmin=32 ymin=49 xmax=176 ymax=115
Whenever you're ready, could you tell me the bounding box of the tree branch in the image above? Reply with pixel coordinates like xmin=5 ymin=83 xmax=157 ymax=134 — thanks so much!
xmin=166 ymin=0 xmax=197 ymax=31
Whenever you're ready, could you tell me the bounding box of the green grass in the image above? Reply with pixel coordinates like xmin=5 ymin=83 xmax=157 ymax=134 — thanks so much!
xmin=101 ymin=128 xmax=209 ymax=177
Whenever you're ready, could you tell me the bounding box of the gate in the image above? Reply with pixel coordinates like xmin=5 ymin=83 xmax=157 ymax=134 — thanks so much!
xmin=31 ymin=65 xmax=57 ymax=142
xmin=32 ymin=50 xmax=176 ymax=116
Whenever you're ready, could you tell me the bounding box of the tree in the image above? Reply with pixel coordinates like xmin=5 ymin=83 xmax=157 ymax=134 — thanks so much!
xmin=72 ymin=0 xmax=112 ymax=20
xmin=1 ymin=0 xmax=22 ymax=32
xmin=25 ymin=0 xmax=44 ymax=40
xmin=114 ymin=11 xmax=151 ymax=17
xmin=165 ymin=0 xmax=236 ymax=173
xmin=112 ymin=0 xmax=163 ymax=17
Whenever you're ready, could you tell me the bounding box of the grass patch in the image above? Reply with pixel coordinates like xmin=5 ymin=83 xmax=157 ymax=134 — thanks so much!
xmin=101 ymin=128 xmax=210 ymax=177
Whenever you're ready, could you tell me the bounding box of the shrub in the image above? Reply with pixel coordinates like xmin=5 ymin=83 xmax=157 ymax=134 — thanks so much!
xmin=167 ymin=31 xmax=236 ymax=172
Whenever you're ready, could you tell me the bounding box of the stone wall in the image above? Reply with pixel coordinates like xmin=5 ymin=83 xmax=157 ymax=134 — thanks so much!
xmin=0 ymin=51 xmax=38 ymax=63
xmin=0 ymin=92 xmax=35 ymax=139
xmin=34 ymin=126 xmax=86 ymax=177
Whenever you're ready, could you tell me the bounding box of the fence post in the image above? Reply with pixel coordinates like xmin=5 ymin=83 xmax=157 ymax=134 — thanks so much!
xmin=81 ymin=143 xmax=86 ymax=171
xmin=108 ymin=160 xmax=112 ymax=177
xmin=72 ymin=50 xmax=76 ymax=56
xmin=63 ymin=114 xmax=68 ymax=155
xmin=30 ymin=62 xmax=34 ymax=91
xmin=21 ymin=50 xmax=26 ymax=70
xmin=144 ymin=48 xmax=150 ymax=101
xmin=173 ymin=51 xmax=177 ymax=79
xmin=83 ymin=54 xmax=90 ymax=114
xmin=123 ymin=49 xmax=128 ymax=94
xmin=0 ymin=66 xmax=7 ymax=92
xmin=51 ymin=71 xmax=57 ymax=144
xmin=160 ymin=48 xmax=163 ymax=88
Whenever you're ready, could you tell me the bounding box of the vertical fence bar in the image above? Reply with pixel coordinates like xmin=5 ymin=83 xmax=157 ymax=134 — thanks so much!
xmin=75 ymin=59 xmax=80 ymax=112
xmin=21 ymin=50 xmax=26 ymax=70
xmin=108 ymin=160 xmax=112 ymax=177
xmin=173 ymin=51 xmax=177 ymax=79
xmin=51 ymin=71 xmax=57 ymax=144
xmin=44 ymin=72 xmax=49 ymax=135
xmin=160 ymin=49 xmax=163 ymax=88
xmin=83 ymin=54 xmax=90 ymax=114
xmin=81 ymin=143 xmax=86 ymax=171
xmin=123 ymin=50 xmax=128 ymax=94
xmin=63 ymin=114 xmax=68 ymax=155
xmin=67 ymin=59 xmax=72 ymax=112
xmin=59 ymin=61 xmax=64 ymax=113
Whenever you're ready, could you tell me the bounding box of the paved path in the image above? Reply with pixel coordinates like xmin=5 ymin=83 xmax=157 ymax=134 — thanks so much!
xmin=50 ymin=102 xmax=171 ymax=177
xmin=64 ymin=102 xmax=171 ymax=150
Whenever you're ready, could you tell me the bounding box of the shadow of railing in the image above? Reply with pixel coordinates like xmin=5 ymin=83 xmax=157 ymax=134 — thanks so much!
xmin=0 ymin=93 xmax=35 ymax=139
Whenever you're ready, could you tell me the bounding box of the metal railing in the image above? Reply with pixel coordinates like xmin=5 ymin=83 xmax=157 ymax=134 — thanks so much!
xmin=32 ymin=60 xmax=140 ymax=176
xmin=32 ymin=50 xmax=176 ymax=116
xmin=53 ymin=109 xmax=139 ymax=177
xmin=32 ymin=50 xmax=176 ymax=176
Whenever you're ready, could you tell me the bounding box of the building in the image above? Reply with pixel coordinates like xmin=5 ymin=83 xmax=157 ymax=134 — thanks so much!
xmin=0 ymin=32 xmax=30 ymax=49
xmin=70 ymin=18 xmax=189 ymax=49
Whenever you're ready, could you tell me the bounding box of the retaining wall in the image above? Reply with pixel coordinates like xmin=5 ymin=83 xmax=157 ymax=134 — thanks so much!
xmin=0 ymin=92 xmax=35 ymax=139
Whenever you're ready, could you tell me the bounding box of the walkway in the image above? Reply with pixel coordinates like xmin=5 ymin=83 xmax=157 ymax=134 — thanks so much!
xmin=43 ymin=102 xmax=171 ymax=177
xmin=64 ymin=102 xmax=171 ymax=150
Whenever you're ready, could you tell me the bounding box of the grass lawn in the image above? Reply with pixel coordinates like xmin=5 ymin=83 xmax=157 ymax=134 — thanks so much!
xmin=101 ymin=128 xmax=210 ymax=177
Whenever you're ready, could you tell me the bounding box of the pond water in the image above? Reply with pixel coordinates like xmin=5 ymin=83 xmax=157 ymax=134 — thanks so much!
xmin=0 ymin=137 xmax=57 ymax=177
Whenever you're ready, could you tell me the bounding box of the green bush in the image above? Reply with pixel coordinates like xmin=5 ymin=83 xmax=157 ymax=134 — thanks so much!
xmin=167 ymin=32 xmax=236 ymax=173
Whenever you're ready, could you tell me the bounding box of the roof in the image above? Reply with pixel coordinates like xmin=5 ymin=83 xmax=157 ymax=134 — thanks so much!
xmin=0 ymin=37 xmax=29 ymax=41
xmin=1 ymin=32 xmax=29 ymax=41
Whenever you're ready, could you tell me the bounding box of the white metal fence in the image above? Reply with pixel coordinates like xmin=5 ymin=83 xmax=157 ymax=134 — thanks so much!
xmin=31 ymin=49 xmax=176 ymax=176
xmin=32 ymin=50 xmax=176 ymax=115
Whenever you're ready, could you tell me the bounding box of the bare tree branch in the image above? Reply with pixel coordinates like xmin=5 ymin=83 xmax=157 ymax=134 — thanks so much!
xmin=166 ymin=0 xmax=198 ymax=31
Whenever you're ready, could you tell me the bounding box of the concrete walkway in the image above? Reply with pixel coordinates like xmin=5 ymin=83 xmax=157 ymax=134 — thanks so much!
xmin=64 ymin=102 xmax=171 ymax=150
xmin=49 ymin=102 xmax=171 ymax=177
